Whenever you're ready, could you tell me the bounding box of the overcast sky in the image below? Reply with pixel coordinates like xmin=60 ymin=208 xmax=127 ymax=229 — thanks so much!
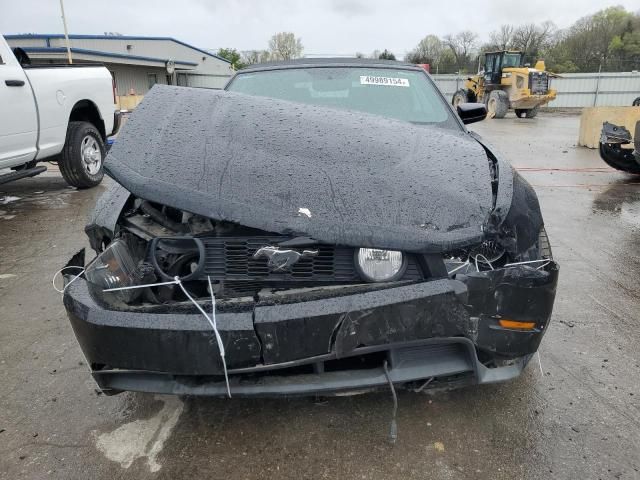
xmin=2 ymin=0 xmax=639 ymax=57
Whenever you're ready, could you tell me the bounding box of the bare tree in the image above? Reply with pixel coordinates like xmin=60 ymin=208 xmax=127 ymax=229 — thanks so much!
xmin=268 ymin=32 xmax=304 ymax=60
xmin=240 ymin=50 xmax=272 ymax=66
xmin=443 ymin=31 xmax=478 ymax=71
xmin=489 ymin=25 xmax=514 ymax=50
xmin=405 ymin=35 xmax=444 ymax=68
xmin=512 ymin=21 xmax=556 ymax=63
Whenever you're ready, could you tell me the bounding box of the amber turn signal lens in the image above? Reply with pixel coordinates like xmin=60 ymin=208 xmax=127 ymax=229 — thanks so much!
xmin=498 ymin=319 xmax=536 ymax=330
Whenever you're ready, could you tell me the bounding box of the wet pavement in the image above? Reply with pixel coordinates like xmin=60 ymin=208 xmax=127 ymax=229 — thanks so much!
xmin=1 ymin=112 xmax=639 ymax=479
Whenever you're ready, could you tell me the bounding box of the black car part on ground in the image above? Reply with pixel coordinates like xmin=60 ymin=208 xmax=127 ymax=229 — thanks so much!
xmin=65 ymin=83 xmax=557 ymax=397
xmin=599 ymin=121 xmax=640 ymax=174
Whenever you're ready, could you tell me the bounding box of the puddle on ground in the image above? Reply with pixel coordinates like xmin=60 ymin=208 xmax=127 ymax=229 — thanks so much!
xmin=95 ymin=395 xmax=184 ymax=473
xmin=0 ymin=196 xmax=21 ymax=205
xmin=592 ymin=181 xmax=640 ymax=228
xmin=0 ymin=189 xmax=73 ymax=212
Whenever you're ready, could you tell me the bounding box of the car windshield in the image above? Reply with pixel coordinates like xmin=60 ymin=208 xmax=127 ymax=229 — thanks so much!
xmin=503 ymin=53 xmax=522 ymax=68
xmin=226 ymin=66 xmax=460 ymax=130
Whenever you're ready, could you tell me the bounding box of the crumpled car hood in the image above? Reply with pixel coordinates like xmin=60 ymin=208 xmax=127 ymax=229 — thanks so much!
xmin=105 ymin=85 xmax=494 ymax=252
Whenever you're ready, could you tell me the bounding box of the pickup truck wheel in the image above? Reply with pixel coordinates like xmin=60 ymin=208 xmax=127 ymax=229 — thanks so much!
xmin=59 ymin=121 xmax=105 ymax=189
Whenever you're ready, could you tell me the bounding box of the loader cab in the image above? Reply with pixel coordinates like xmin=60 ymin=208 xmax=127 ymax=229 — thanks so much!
xmin=483 ymin=51 xmax=523 ymax=85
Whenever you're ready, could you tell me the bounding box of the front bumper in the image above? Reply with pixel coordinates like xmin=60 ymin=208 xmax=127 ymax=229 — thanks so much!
xmin=63 ymin=260 xmax=558 ymax=397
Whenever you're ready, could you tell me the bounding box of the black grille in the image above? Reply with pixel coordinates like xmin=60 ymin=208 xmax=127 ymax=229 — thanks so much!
xmin=199 ymin=236 xmax=422 ymax=286
xmin=201 ymin=236 xmax=358 ymax=282
xmin=529 ymin=72 xmax=548 ymax=95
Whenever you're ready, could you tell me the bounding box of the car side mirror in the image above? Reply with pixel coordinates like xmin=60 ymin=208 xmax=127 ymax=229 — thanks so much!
xmin=457 ymin=103 xmax=487 ymax=125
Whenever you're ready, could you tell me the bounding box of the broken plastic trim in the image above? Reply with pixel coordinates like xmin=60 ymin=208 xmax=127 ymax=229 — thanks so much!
xmin=599 ymin=121 xmax=640 ymax=174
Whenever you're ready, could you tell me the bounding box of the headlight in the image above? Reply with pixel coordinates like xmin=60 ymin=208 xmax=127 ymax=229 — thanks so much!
xmin=355 ymin=248 xmax=406 ymax=282
xmin=84 ymin=239 xmax=141 ymax=304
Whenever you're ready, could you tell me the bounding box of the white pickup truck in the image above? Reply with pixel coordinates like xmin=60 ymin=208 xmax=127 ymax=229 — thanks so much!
xmin=0 ymin=34 xmax=120 ymax=188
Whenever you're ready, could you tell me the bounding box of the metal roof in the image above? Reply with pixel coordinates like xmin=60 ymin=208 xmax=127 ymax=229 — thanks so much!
xmin=4 ymin=34 xmax=231 ymax=64
xmin=20 ymin=46 xmax=198 ymax=66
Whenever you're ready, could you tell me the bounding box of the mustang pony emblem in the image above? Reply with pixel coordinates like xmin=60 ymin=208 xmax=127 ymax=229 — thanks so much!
xmin=253 ymin=246 xmax=318 ymax=271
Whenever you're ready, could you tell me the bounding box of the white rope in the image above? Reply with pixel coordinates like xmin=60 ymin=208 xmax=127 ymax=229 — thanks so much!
xmin=63 ymin=271 xmax=232 ymax=397
xmin=52 ymin=266 xmax=85 ymax=294
xmin=504 ymin=259 xmax=551 ymax=267
xmin=449 ymin=255 xmax=552 ymax=276
xmin=102 ymin=276 xmax=232 ymax=397
xmin=176 ymin=276 xmax=231 ymax=398
xmin=103 ymin=279 xmax=179 ymax=291
xmin=447 ymin=260 xmax=470 ymax=275
xmin=474 ymin=253 xmax=494 ymax=271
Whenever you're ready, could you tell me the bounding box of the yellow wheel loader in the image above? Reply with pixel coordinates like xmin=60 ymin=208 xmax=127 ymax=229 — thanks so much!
xmin=452 ymin=51 xmax=557 ymax=119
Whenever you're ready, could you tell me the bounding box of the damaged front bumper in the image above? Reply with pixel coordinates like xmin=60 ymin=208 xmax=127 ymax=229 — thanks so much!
xmin=63 ymin=252 xmax=558 ymax=397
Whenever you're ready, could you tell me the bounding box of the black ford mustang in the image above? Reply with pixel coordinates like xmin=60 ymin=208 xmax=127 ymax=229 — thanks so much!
xmin=62 ymin=59 xmax=558 ymax=397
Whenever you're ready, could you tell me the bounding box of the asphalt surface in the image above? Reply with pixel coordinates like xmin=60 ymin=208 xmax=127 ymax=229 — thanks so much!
xmin=1 ymin=112 xmax=639 ymax=479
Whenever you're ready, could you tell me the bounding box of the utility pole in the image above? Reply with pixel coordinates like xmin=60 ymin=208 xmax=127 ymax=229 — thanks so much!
xmin=60 ymin=0 xmax=73 ymax=64
xmin=593 ymin=62 xmax=602 ymax=107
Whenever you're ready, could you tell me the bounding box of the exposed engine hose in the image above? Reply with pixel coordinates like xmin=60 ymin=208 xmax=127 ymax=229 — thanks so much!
xmin=140 ymin=201 xmax=188 ymax=233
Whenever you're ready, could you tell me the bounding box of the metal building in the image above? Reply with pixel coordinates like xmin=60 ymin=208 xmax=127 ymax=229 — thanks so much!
xmin=5 ymin=34 xmax=235 ymax=110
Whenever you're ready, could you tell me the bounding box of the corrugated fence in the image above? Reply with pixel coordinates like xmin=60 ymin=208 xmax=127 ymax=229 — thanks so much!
xmin=432 ymin=72 xmax=640 ymax=107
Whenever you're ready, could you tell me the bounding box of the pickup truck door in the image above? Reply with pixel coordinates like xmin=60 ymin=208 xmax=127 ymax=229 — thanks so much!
xmin=0 ymin=37 xmax=38 ymax=169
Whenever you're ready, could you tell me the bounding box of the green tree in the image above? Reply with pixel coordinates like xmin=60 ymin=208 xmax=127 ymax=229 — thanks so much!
xmin=378 ymin=49 xmax=396 ymax=60
xmin=217 ymin=48 xmax=244 ymax=70
xmin=549 ymin=6 xmax=638 ymax=71
xmin=609 ymin=27 xmax=640 ymax=70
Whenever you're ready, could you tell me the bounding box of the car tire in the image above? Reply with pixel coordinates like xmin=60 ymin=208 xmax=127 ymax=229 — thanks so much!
xmin=525 ymin=106 xmax=539 ymax=118
xmin=487 ymin=90 xmax=509 ymax=119
xmin=59 ymin=121 xmax=105 ymax=189
xmin=633 ymin=97 xmax=640 ymax=107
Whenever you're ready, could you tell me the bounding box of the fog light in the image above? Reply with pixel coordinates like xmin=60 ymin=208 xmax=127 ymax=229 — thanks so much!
xmin=355 ymin=248 xmax=406 ymax=282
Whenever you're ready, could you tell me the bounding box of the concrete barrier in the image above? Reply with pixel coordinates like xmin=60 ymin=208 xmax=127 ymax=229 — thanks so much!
xmin=579 ymin=107 xmax=640 ymax=148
